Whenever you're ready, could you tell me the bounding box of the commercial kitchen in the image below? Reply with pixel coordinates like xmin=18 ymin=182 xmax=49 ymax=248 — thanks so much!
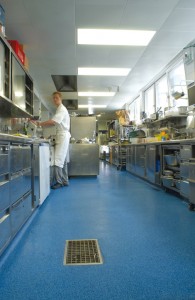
xmin=1 ymin=1 xmax=195 ymax=299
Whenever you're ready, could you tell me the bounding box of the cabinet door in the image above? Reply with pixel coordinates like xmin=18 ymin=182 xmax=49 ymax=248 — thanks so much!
xmin=12 ymin=55 xmax=25 ymax=110
xmin=0 ymin=40 xmax=5 ymax=96
xmin=146 ymin=145 xmax=156 ymax=183
xmin=10 ymin=145 xmax=23 ymax=173
xmin=11 ymin=193 xmax=32 ymax=237
xmin=135 ymin=146 xmax=146 ymax=177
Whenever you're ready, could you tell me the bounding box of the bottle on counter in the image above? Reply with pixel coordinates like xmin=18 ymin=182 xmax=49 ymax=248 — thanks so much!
xmin=23 ymin=123 xmax=28 ymax=135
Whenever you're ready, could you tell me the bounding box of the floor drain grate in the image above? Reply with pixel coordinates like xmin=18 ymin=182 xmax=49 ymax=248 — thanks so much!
xmin=64 ymin=239 xmax=103 ymax=265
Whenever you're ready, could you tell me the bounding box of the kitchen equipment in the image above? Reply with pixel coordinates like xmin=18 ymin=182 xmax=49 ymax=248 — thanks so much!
xmin=161 ymin=176 xmax=174 ymax=188
xmin=164 ymin=155 xmax=178 ymax=166
xmin=178 ymin=106 xmax=187 ymax=114
xmin=174 ymin=179 xmax=181 ymax=189
xmin=164 ymin=170 xmax=173 ymax=176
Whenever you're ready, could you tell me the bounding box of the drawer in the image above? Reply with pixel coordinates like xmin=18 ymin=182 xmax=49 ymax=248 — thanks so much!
xmin=189 ymin=181 xmax=195 ymax=204
xmin=10 ymin=173 xmax=24 ymax=205
xmin=0 ymin=180 xmax=10 ymax=211
xmin=189 ymin=163 xmax=195 ymax=181
xmin=23 ymin=193 xmax=32 ymax=219
xmin=11 ymin=193 xmax=32 ymax=236
xmin=180 ymin=180 xmax=190 ymax=198
xmin=10 ymin=145 xmax=23 ymax=173
xmin=180 ymin=162 xmax=189 ymax=179
xmin=180 ymin=145 xmax=192 ymax=160
xmin=10 ymin=170 xmax=31 ymax=205
xmin=0 ymin=154 xmax=9 ymax=175
xmin=23 ymin=146 xmax=31 ymax=169
xmin=0 ymin=210 xmax=11 ymax=253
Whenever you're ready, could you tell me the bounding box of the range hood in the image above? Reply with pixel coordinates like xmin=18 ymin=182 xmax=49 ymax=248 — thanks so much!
xmin=51 ymin=75 xmax=77 ymax=92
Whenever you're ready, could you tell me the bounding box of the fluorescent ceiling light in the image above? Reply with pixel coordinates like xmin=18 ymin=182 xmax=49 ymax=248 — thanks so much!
xmin=77 ymin=29 xmax=156 ymax=46
xmin=79 ymin=105 xmax=107 ymax=108
xmin=78 ymin=68 xmax=131 ymax=76
xmin=78 ymin=92 xmax=115 ymax=97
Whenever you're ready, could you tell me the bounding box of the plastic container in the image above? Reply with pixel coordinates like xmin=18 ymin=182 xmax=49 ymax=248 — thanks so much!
xmin=8 ymin=40 xmax=25 ymax=65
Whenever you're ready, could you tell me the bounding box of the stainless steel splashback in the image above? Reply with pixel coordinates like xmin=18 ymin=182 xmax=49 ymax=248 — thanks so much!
xmin=70 ymin=116 xmax=96 ymax=141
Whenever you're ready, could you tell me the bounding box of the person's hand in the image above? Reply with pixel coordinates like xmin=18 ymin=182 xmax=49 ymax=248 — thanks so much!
xmin=30 ymin=120 xmax=39 ymax=126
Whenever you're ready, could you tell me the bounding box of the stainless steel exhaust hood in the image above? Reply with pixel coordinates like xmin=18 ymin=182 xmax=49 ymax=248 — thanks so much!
xmin=51 ymin=75 xmax=77 ymax=92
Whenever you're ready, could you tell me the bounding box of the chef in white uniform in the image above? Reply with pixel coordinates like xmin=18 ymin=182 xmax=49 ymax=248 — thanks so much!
xmin=33 ymin=91 xmax=70 ymax=189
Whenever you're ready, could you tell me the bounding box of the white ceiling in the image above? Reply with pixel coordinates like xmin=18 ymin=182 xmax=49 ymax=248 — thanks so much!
xmin=2 ymin=0 xmax=195 ymax=115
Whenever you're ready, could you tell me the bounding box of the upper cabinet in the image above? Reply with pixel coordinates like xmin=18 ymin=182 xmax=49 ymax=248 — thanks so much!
xmin=0 ymin=34 xmax=34 ymax=117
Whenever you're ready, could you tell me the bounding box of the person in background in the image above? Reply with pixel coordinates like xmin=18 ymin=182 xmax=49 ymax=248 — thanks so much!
xmin=32 ymin=91 xmax=70 ymax=189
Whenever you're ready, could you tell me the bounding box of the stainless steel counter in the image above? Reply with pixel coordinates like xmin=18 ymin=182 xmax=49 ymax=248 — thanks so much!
xmin=0 ymin=133 xmax=49 ymax=144
xmin=69 ymin=144 xmax=99 ymax=176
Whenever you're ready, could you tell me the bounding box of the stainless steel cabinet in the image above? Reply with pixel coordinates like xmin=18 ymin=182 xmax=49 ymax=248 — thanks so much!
xmin=23 ymin=145 xmax=31 ymax=169
xmin=180 ymin=145 xmax=192 ymax=160
xmin=10 ymin=145 xmax=23 ymax=173
xmin=189 ymin=161 xmax=195 ymax=205
xmin=0 ymin=144 xmax=9 ymax=174
xmin=11 ymin=192 xmax=32 ymax=236
xmin=135 ymin=145 xmax=146 ymax=178
xmin=146 ymin=145 xmax=156 ymax=183
xmin=10 ymin=169 xmax=31 ymax=205
xmin=0 ymin=181 xmax=10 ymax=211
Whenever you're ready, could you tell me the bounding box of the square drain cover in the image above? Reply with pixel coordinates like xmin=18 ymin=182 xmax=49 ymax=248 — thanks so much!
xmin=64 ymin=239 xmax=103 ymax=265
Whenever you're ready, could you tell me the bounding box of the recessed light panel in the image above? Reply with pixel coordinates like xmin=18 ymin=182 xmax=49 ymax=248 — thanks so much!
xmin=78 ymin=92 xmax=115 ymax=97
xmin=78 ymin=68 xmax=131 ymax=76
xmin=77 ymin=29 xmax=156 ymax=46
xmin=79 ymin=105 xmax=107 ymax=108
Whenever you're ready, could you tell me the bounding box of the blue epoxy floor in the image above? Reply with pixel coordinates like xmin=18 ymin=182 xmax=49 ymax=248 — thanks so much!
xmin=1 ymin=162 xmax=195 ymax=300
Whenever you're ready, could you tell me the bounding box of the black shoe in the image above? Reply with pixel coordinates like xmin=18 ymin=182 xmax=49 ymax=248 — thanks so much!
xmin=51 ymin=183 xmax=63 ymax=190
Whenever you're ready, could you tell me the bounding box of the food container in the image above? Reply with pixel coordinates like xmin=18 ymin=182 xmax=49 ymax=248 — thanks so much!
xmin=8 ymin=40 xmax=25 ymax=65
xmin=161 ymin=176 xmax=174 ymax=188
xmin=164 ymin=155 xmax=178 ymax=166
xmin=164 ymin=170 xmax=173 ymax=176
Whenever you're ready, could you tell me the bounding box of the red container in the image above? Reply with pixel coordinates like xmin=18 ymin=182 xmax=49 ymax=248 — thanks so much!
xmin=8 ymin=40 xmax=25 ymax=65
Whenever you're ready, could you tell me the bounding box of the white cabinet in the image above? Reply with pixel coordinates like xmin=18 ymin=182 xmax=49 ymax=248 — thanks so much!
xmin=39 ymin=144 xmax=50 ymax=205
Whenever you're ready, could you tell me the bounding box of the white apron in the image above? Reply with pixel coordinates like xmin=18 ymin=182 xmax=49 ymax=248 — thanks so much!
xmin=54 ymin=131 xmax=71 ymax=168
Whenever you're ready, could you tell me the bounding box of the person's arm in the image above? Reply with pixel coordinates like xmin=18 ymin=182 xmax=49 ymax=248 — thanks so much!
xmin=30 ymin=119 xmax=56 ymax=127
xmin=38 ymin=119 xmax=56 ymax=127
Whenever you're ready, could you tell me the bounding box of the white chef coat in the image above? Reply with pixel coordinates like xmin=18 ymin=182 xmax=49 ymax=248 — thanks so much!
xmin=52 ymin=103 xmax=70 ymax=134
xmin=52 ymin=104 xmax=70 ymax=168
